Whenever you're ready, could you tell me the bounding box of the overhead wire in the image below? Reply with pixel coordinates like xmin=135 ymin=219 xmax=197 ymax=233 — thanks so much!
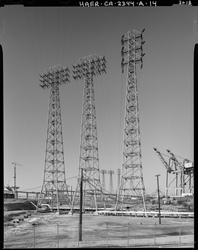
xmin=171 ymin=153 xmax=190 ymax=161
xmin=21 ymin=186 xmax=42 ymax=191
xmin=160 ymin=151 xmax=186 ymax=161
xmin=94 ymin=74 xmax=110 ymax=175
xmin=42 ymin=7 xmax=48 ymax=68
xmin=32 ymin=7 xmax=48 ymax=70
xmin=102 ymin=70 xmax=111 ymax=172
xmin=61 ymin=7 xmax=72 ymax=67
xmin=32 ymin=11 xmax=152 ymax=204
xmin=118 ymin=69 xmax=125 ymax=187
xmin=24 ymin=8 xmax=39 ymax=78
xmin=87 ymin=8 xmax=123 ymax=178
xmin=57 ymin=7 xmax=60 ymax=65
xmin=21 ymin=175 xmax=79 ymax=192
xmin=31 ymin=8 xmax=44 ymax=75
xmin=57 ymin=7 xmax=66 ymax=67
xmin=83 ymin=177 xmax=145 ymax=206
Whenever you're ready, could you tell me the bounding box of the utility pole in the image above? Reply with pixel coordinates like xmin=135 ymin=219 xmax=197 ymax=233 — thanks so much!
xmin=11 ymin=162 xmax=23 ymax=198
xmin=79 ymin=168 xmax=83 ymax=241
xmin=155 ymin=174 xmax=161 ymax=224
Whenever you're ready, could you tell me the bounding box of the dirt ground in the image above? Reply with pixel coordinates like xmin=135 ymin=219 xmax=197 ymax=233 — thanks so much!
xmin=4 ymin=211 xmax=194 ymax=248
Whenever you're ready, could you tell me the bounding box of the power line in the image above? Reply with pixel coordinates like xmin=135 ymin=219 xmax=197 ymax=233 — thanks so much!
xmin=160 ymin=151 xmax=190 ymax=161
xmin=20 ymin=175 xmax=80 ymax=192
xmin=21 ymin=186 xmax=42 ymax=191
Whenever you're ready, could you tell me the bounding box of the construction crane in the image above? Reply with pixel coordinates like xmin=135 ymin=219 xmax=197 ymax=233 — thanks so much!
xmin=183 ymin=159 xmax=194 ymax=195
xmin=154 ymin=148 xmax=194 ymax=197
xmin=153 ymin=148 xmax=181 ymax=197
xmin=167 ymin=149 xmax=193 ymax=173
xmin=166 ymin=149 xmax=182 ymax=172
xmin=153 ymin=148 xmax=172 ymax=173
xmin=166 ymin=149 xmax=194 ymax=196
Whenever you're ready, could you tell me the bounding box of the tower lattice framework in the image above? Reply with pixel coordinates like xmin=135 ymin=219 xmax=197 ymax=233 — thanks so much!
xmin=71 ymin=55 xmax=106 ymax=211
xmin=37 ymin=65 xmax=71 ymax=211
xmin=116 ymin=29 xmax=146 ymax=211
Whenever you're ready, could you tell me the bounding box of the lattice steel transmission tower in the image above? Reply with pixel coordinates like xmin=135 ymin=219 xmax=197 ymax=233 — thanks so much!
xmin=116 ymin=29 xmax=146 ymax=211
xmin=71 ymin=55 xmax=107 ymax=211
xmin=117 ymin=169 xmax=121 ymax=194
xmin=37 ymin=65 xmax=71 ymax=212
xmin=100 ymin=170 xmax=107 ymax=192
xmin=108 ymin=170 xmax=114 ymax=194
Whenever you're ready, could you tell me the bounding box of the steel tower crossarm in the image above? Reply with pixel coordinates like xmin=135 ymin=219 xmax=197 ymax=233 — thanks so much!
xmin=39 ymin=65 xmax=70 ymax=89
xmin=72 ymin=55 xmax=106 ymax=80
xmin=121 ymin=28 xmax=145 ymax=73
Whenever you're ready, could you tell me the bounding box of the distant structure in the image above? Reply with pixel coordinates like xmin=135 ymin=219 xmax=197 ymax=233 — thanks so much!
xmin=100 ymin=170 xmax=107 ymax=192
xmin=117 ymin=169 xmax=121 ymax=193
xmin=4 ymin=186 xmax=15 ymax=199
xmin=71 ymin=54 xmax=107 ymax=211
xmin=11 ymin=162 xmax=23 ymax=198
xmin=116 ymin=29 xmax=146 ymax=211
xmin=37 ymin=65 xmax=70 ymax=213
xmin=108 ymin=170 xmax=114 ymax=193
xmin=154 ymin=148 xmax=194 ymax=196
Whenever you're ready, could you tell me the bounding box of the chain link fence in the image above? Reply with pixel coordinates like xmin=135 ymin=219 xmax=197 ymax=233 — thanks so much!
xmin=4 ymin=221 xmax=194 ymax=248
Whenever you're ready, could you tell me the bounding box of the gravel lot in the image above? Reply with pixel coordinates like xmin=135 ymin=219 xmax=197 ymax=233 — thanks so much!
xmin=4 ymin=211 xmax=194 ymax=248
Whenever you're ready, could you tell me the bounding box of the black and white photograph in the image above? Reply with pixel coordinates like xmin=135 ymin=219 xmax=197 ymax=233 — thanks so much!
xmin=2 ymin=1 xmax=195 ymax=248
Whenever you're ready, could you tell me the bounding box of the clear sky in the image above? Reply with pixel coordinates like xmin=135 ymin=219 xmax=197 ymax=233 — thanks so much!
xmin=2 ymin=4 xmax=195 ymax=196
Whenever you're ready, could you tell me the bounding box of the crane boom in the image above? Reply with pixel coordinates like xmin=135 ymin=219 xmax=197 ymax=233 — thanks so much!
xmin=166 ymin=149 xmax=181 ymax=171
xmin=153 ymin=148 xmax=172 ymax=172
